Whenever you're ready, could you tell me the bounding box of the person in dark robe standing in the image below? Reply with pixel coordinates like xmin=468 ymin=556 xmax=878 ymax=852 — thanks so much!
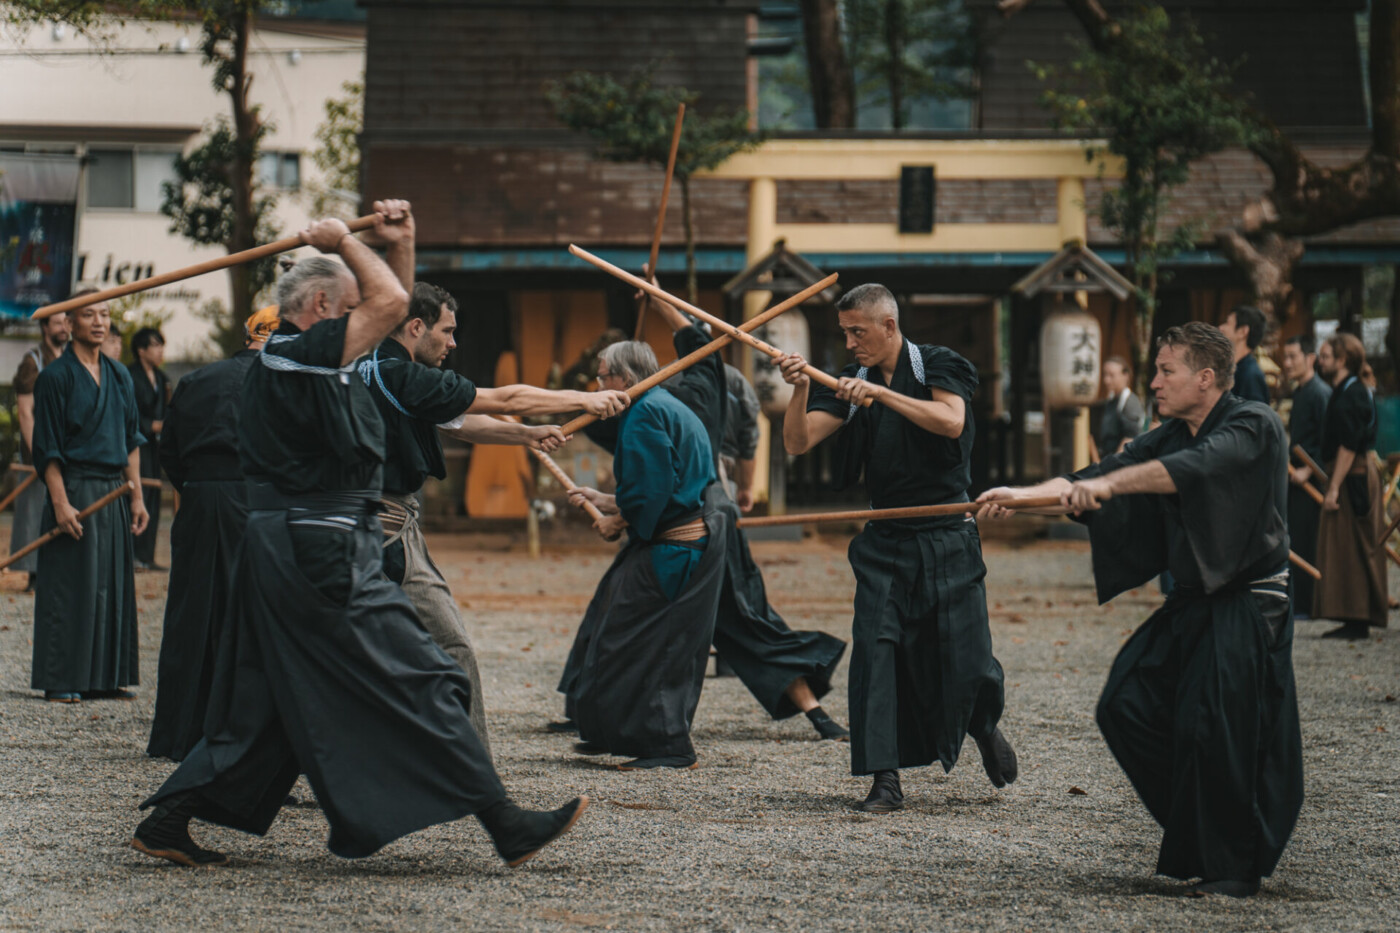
xmin=30 ymin=292 xmax=148 ymax=703
xmin=1220 ymin=304 xmax=1271 ymax=404
xmin=977 ymin=322 xmax=1304 ymax=898
xmin=776 ymin=283 xmax=1017 ymax=813
xmin=561 ymin=340 xmax=730 ymax=771
xmin=131 ymin=202 xmax=589 ymax=868
xmin=609 ymin=284 xmax=850 ymax=740
xmin=1312 ymin=331 xmax=1387 ymax=639
xmin=1098 ymin=355 xmax=1145 ymax=455
xmin=10 ymin=307 xmax=70 ymax=591
xmin=128 ymin=327 xmax=170 ymax=570
xmin=1281 ymin=335 xmax=1330 ymax=620
xmin=146 ymin=308 xmax=279 ymax=761
xmin=362 ymin=278 xmax=628 ymax=752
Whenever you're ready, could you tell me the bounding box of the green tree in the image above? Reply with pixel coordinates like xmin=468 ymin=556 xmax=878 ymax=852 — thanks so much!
xmin=547 ymin=67 xmax=764 ymax=304
xmin=845 ymin=0 xmax=976 ymax=130
xmin=161 ymin=2 xmax=279 ymax=350
xmin=309 ymin=78 xmax=363 ymax=220
xmin=1036 ymin=4 xmax=1254 ymax=398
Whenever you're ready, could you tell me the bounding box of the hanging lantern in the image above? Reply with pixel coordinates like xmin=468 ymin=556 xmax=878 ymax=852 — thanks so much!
xmin=1039 ymin=297 xmax=1101 ymax=410
xmin=752 ymin=310 xmax=810 ymax=416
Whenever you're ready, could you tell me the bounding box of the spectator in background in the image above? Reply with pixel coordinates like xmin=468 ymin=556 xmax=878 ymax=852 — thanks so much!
xmin=1282 ymin=335 xmax=1330 ymax=619
xmin=1098 ymin=355 xmax=1145 ymax=456
xmin=128 ymin=328 xmax=170 ymax=571
xmin=1313 ymin=332 xmax=1387 ymax=639
xmin=1220 ymin=305 xmax=1271 ymax=403
xmin=102 ymin=324 xmax=123 ymax=361
xmin=10 ymin=306 xmax=72 ymax=591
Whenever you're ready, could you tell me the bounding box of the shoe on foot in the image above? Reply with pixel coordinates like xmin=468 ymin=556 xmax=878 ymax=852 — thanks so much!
xmin=478 ymin=796 xmax=589 ymax=867
xmin=859 ymin=770 xmax=903 ymax=813
xmin=545 ymin=720 xmax=579 ymax=734
xmin=44 ymin=691 xmax=81 ymax=703
xmin=806 ymin=707 xmax=850 ymax=741
xmin=1187 ymin=878 xmax=1260 ymax=898
xmin=617 ymin=756 xmax=697 ymax=771
xmin=975 ymin=728 xmax=1019 ymax=788
xmin=82 ymin=688 xmax=136 ymax=700
xmin=1321 ymin=623 xmax=1369 ymax=641
xmin=131 ymin=793 xmax=227 ymax=867
xmin=573 ymin=741 xmax=609 ymax=755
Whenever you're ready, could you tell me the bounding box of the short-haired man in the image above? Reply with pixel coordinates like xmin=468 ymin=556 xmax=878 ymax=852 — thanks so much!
xmin=132 ymin=203 xmax=588 ymax=868
xmin=1312 ymin=332 xmax=1386 ymax=639
xmin=1098 ymin=355 xmax=1145 ymax=455
xmin=978 ymin=321 xmax=1303 ymax=898
xmin=1281 ymin=335 xmax=1330 ymax=619
xmin=362 ymin=270 xmax=628 ymax=751
xmin=30 ymin=292 xmax=148 ymax=703
xmin=564 ymin=340 xmax=730 ymax=770
xmin=1220 ymin=304 xmax=1270 ymax=403
xmin=10 ymin=308 xmax=71 ymax=590
xmin=778 ymin=283 xmax=1017 ymax=812
xmin=147 ymin=309 xmax=276 ymax=761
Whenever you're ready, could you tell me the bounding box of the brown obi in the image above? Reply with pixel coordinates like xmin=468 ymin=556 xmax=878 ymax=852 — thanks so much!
xmin=655 ymin=517 xmax=706 ymax=543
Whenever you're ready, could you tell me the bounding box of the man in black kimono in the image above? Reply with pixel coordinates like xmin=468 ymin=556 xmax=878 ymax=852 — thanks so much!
xmin=131 ymin=203 xmax=588 ymax=868
xmin=978 ymin=322 xmax=1304 ymax=898
xmin=1281 ymin=335 xmax=1330 ymax=619
xmin=627 ymin=285 xmax=850 ymax=740
xmin=561 ymin=340 xmax=730 ymax=770
xmin=777 ymin=283 xmax=1016 ymax=812
xmin=11 ymin=306 xmax=70 ymax=591
xmin=31 ymin=293 xmax=148 ymax=703
xmin=1219 ymin=305 xmax=1270 ymax=404
xmin=146 ymin=309 xmax=277 ymax=761
xmin=362 ymin=279 xmax=627 ymax=750
xmin=128 ymin=327 xmax=170 ymax=570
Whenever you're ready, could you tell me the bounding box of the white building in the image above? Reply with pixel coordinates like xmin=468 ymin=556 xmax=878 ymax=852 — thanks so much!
xmin=0 ymin=14 xmax=364 ymax=365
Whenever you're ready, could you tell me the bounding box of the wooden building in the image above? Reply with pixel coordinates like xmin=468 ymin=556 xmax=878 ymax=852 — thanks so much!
xmin=360 ymin=0 xmax=1392 ymax=516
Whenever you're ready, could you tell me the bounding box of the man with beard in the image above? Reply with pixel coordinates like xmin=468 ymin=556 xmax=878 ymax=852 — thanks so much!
xmin=1280 ymin=335 xmax=1330 ymax=620
xmin=1312 ymin=332 xmax=1387 ymax=639
xmin=146 ymin=307 xmax=279 ymax=761
xmin=978 ymin=322 xmax=1303 ymax=898
xmin=777 ymin=283 xmax=1016 ymax=812
xmin=131 ymin=204 xmax=588 ymax=868
xmin=30 ymin=291 xmax=148 ymax=702
xmin=362 ymin=279 xmax=628 ymax=750
xmin=10 ymin=306 xmax=71 ymax=591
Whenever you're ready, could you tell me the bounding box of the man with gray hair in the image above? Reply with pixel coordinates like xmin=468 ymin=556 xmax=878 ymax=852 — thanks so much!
xmin=133 ymin=202 xmax=589 ymax=869
xmin=778 ymin=283 xmax=1016 ymax=812
xmin=561 ymin=339 xmax=730 ymax=770
xmin=977 ymin=322 xmax=1303 ymax=897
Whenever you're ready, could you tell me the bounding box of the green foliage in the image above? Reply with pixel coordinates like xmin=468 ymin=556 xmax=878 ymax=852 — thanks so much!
xmin=844 ymin=0 xmax=975 ymax=130
xmin=309 ymin=78 xmax=364 ymax=219
xmin=547 ymin=67 xmax=762 ymax=179
xmin=160 ymin=118 xmax=279 ymax=296
xmin=108 ymin=292 xmax=176 ymax=363
xmin=1036 ymin=3 xmax=1255 ymax=394
xmin=0 ymin=2 xmax=183 ymax=44
xmin=192 ymin=297 xmax=247 ymax=359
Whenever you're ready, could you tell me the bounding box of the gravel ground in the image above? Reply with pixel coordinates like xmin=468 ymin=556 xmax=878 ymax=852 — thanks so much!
xmin=1 ymin=521 xmax=1397 ymax=932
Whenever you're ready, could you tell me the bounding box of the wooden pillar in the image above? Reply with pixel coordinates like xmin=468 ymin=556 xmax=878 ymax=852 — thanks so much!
xmin=746 ymin=176 xmax=777 ymax=506
xmin=1057 ymin=177 xmax=1087 ymax=245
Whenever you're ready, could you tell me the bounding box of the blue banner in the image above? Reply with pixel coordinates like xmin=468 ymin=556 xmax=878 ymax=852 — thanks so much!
xmin=0 ymin=155 xmax=80 ymax=318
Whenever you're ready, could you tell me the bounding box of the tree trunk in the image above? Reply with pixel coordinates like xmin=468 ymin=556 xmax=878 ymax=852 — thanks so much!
xmin=886 ymin=0 xmax=906 ymax=130
xmin=681 ymin=174 xmax=698 ymax=306
xmin=226 ymin=7 xmax=259 ymax=319
xmin=1216 ymin=230 xmax=1305 ymax=325
xmin=799 ymin=0 xmax=856 ymax=129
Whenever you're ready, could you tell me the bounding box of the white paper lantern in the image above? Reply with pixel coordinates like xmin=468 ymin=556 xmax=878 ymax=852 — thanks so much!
xmin=1039 ymin=300 xmax=1101 ymax=410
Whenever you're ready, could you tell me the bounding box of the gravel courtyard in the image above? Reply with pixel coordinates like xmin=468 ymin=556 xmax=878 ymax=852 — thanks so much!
xmin=1 ymin=525 xmax=1397 ymax=932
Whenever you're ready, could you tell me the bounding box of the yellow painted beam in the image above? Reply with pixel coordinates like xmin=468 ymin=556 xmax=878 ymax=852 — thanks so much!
xmin=703 ymin=139 xmax=1121 ymax=181
xmin=771 ymin=222 xmax=1067 ymax=254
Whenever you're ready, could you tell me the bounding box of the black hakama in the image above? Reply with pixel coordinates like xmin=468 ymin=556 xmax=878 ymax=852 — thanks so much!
xmin=31 ymin=468 xmax=139 ymax=692
xmin=1069 ymin=392 xmax=1303 ymax=884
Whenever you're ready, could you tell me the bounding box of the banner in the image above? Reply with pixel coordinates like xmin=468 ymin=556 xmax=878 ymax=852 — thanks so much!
xmin=0 ymin=154 xmax=80 ymax=318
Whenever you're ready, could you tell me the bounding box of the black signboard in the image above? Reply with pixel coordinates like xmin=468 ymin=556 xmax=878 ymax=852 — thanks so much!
xmin=898 ymin=165 xmax=935 ymax=234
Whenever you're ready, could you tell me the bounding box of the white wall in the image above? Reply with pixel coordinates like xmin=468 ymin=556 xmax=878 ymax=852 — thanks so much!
xmin=0 ymin=18 xmax=364 ymax=359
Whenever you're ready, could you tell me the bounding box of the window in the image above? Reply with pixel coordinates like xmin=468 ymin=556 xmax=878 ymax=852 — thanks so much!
xmin=86 ymin=148 xmax=177 ymax=211
xmin=259 ymin=151 xmax=301 ymax=190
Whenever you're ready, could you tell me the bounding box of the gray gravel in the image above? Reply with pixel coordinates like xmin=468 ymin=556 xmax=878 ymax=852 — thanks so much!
xmin=1 ymin=522 xmax=1397 ymax=932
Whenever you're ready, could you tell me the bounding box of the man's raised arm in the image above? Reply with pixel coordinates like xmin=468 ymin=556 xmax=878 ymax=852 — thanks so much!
xmin=777 ymin=352 xmax=843 ymax=455
xmin=299 ymin=212 xmax=409 ymax=365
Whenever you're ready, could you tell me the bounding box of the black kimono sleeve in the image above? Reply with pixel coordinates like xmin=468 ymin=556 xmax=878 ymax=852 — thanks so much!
xmin=1334 ymin=382 xmax=1377 ymax=454
xmin=381 ymin=360 xmax=476 ymax=423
